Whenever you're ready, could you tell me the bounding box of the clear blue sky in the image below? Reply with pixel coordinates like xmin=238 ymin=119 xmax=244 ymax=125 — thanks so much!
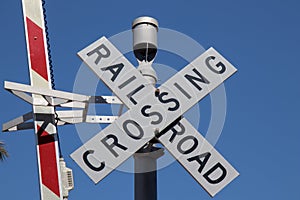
xmin=1 ymin=0 xmax=300 ymax=199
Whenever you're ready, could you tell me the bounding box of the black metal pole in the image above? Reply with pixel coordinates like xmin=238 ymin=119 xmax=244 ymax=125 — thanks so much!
xmin=134 ymin=147 xmax=164 ymax=200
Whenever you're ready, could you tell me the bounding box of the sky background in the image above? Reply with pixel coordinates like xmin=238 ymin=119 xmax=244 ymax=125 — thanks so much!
xmin=1 ymin=0 xmax=300 ymax=200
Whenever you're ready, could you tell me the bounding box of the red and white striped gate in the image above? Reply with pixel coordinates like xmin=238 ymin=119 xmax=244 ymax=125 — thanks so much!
xmin=22 ymin=0 xmax=62 ymax=199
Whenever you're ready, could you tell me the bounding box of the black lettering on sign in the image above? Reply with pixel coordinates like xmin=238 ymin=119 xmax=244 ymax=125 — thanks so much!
xmin=177 ymin=135 xmax=198 ymax=155
xmin=203 ymin=162 xmax=227 ymax=184
xmin=123 ymin=120 xmax=144 ymax=140
xmin=185 ymin=68 xmax=210 ymax=91
xmin=87 ymin=44 xmax=110 ymax=65
xmin=118 ymin=76 xmax=137 ymax=89
xmin=101 ymin=63 xmax=124 ymax=82
xmin=141 ymin=105 xmax=163 ymax=125
xmin=155 ymin=91 xmax=180 ymax=111
xmin=205 ymin=56 xmax=226 ymax=74
xmin=168 ymin=121 xmax=185 ymax=143
xmin=101 ymin=134 xmax=128 ymax=158
xmin=174 ymin=83 xmax=192 ymax=99
xmin=155 ymin=116 xmax=182 ymax=139
xmin=126 ymin=85 xmax=145 ymax=105
xmin=187 ymin=152 xmax=211 ymax=173
xmin=83 ymin=150 xmax=105 ymax=172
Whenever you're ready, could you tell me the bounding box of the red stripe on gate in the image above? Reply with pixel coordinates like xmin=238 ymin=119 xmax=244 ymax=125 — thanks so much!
xmin=37 ymin=125 xmax=60 ymax=197
xmin=26 ymin=17 xmax=49 ymax=81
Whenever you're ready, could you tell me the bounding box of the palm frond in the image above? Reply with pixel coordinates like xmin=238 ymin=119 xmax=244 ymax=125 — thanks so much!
xmin=0 ymin=141 xmax=9 ymax=161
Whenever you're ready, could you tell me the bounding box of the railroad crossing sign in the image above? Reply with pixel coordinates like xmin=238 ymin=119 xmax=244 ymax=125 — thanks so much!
xmin=71 ymin=36 xmax=239 ymax=197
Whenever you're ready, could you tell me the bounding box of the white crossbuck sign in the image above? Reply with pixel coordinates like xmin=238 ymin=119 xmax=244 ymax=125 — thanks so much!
xmin=71 ymin=37 xmax=239 ymax=197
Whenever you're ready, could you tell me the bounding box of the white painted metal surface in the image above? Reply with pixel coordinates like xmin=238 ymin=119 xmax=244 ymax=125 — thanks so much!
xmin=3 ymin=80 xmax=123 ymax=131
xmin=85 ymin=115 xmax=118 ymax=123
xmin=78 ymin=36 xmax=154 ymax=107
xmin=157 ymin=47 xmax=236 ymax=119
xmin=72 ymin=37 xmax=238 ymax=196
xmin=71 ymin=97 xmax=158 ymax=182
xmin=158 ymin=118 xmax=239 ymax=196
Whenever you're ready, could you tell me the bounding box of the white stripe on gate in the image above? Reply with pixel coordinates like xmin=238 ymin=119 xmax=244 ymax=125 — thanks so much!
xmin=23 ymin=0 xmax=44 ymax=28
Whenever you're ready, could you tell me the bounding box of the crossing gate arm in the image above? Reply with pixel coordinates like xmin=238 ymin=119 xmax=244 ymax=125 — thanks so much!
xmin=3 ymin=81 xmax=122 ymax=131
xmin=5 ymin=81 xmax=122 ymax=105
xmin=2 ymin=112 xmax=34 ymax=132
xmin=3 ymin=112 xmax=119 ymax=132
